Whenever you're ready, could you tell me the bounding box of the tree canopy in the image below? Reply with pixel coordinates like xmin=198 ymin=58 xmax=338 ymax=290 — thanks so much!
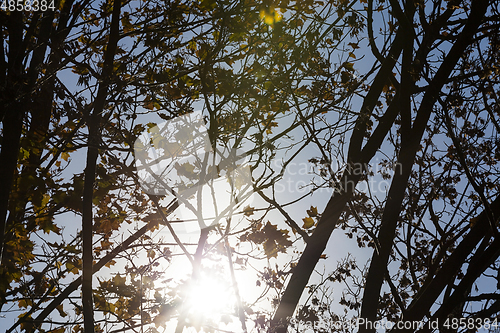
xmin=1 ymin=0 xmax=500 ymax=332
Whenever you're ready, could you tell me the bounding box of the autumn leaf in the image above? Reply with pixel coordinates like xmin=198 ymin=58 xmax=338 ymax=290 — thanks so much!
xmin=163 ymin=142 xmax=183 ymax=157
xmin=38 ymin=217 xmax=61 ymax=234
xmin=264 ymin=239 xmax=279 ymax=258
xmin=341 ymin=71 xmax=352 ymax=83
xmin=56 ymin=304 xmax=67 ymax=318
xmin=19 ymin=148 xmax=30 ymax=160
xmin=348 ymin=42 xmax=360 ymax=49
xmin=143 ymin=96 xmax=156 ymax=110
xmin=114 ymin=274 xmax=126 ymax=287
xmin=260 ymin=7 xmax=282 ymax=26
xmin=342 ymin=62 xmax=355 ymax=71
xmin=306 ymin=206 xmax=318 ymax=217
xmin=65 ymin=244 xmax=80 ymax=253
xmin=104 ymin=259 xmax=116 ymax=268
xmin=242 ymin=222 xmax=292 ymax=258
xmin=302 ymin=217 xmax=315 ymax=229
xmin=200 ymin=0 xmax=216 ymax=10
xmin=18 ymin=299 xmax=32 ymax=309
xmin=121 ymin=12 xmax=133 ymax=33
xmin=242 ymin=205 xmax=255 ymax=216
xmin=174 ymin=161 xmax=198 ymax=180
xmin=66 ymin=262 xmax=79 ymax=275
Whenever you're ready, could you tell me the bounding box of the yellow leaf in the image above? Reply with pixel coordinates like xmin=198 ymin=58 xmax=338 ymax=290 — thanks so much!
xmin=61 ymin=152 xmax=70 ymax=161
xmin=187 ymin=40 xmax=197 ymax=51
xmin=260 ymin=7 xmax=282 ymax=26
xmin=19 ymin=148 xmax=30 ymax=160
xmin=302 ymin=217 xmax=315 ymax=229
xmin=41 ymin=193 xmax=50 ymax=208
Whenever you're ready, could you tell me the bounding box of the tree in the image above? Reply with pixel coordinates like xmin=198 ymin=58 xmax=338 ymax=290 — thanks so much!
xmin=266 ymin=0 xmax=500 ymax=332
xmin=2 ymin=0 xmax=500 ymax=333
xmin=0 ymin=0 xmax=322 ymax=331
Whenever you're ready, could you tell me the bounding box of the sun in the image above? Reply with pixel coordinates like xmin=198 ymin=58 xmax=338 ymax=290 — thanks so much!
xmin=180 ymin=270 xmax=236 ymax=329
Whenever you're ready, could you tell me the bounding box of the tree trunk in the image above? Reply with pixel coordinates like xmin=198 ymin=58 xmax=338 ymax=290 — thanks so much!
xmin=81 ymin=1 xmax=122 ymax=331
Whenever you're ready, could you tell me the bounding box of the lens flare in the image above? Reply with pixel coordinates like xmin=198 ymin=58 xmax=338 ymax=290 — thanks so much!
xmin=181 ymin=271 xmax=235 ymax=328
xmin=260 ymin=7 xmax=283 ymax=26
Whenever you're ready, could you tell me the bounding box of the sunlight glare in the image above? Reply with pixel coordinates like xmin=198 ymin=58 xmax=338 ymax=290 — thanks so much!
xmin=182 ymin=272 xmax=235 ymax=326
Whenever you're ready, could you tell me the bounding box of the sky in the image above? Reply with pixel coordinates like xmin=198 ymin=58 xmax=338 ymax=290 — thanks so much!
xmin=4 ymin=1 xmax=499 ymax=332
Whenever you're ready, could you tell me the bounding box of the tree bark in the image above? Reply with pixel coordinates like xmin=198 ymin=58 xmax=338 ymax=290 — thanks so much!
xmin=81 ymin=1 xmax=122 ymax=331
xmin=0 ymin=10 xmax=25 ymax=265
